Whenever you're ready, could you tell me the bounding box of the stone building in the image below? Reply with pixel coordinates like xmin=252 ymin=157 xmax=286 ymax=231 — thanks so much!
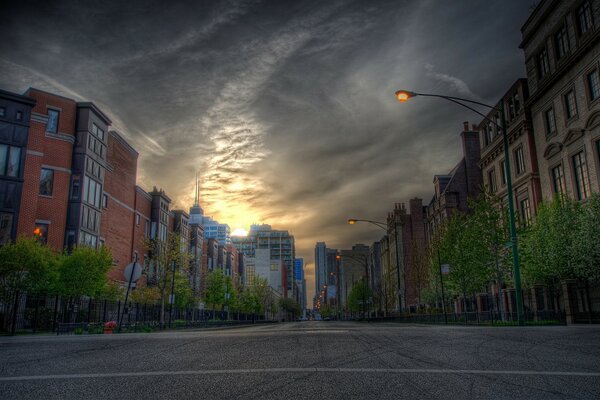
xmin=521 ymin=0 xmax=600 ymax=201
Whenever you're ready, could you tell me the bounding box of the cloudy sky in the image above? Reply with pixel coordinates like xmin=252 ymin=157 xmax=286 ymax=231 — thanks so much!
xmin=1 ymin=0 xmax=535 ymax=302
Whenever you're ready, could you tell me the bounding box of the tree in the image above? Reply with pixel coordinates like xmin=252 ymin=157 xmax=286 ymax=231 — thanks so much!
xmin=439 ymin=213 xmax=490 ymax=312
xmin=205 ymin=269 xmax=225 ymax=314
xmin=223 ymin=275 xmax=239 ymax=316
xmin=574 ymin=193 xmax=600 ymax=284
xmin=520 ymin=195 xmax=581 ymax=290
xmin=0 ymin=237 xmax=59 ymax=299
xmin=347 ymin=278 xmax=373 ymax=315
xmin=144 ymin=233 xmax=191 ymax=325
xmin=56 ymin=245 xmax=113 ymax=298
xmin=279 ymin=298 xmax=301 ymax=320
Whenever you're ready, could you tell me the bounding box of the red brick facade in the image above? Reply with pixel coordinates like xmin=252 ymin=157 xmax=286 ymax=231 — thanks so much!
xmin=17 ymin=89 xmax=77 ymax=250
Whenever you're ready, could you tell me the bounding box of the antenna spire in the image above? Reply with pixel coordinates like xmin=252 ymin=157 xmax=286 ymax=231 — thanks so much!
xmin=194 ymin=172 xmax=199 ymax=206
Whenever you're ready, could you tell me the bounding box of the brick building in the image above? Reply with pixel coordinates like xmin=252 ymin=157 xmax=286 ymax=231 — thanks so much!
xmin=425 ymin=122 xmax=482 ymax=242
xmin=17 ymin=89 xmax=78 ymax=250
xmin=102 ymin=130 xmax=152 ymax=283
xmin=0 ymin=89 xmax=35 ymax=244
xmin=478 ymin=79 xmax=542 ymax=225
xmin=386 ymin=199 xmax=426 ymax=312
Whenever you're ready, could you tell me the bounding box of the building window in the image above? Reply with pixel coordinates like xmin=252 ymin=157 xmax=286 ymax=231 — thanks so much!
xmin=564 ymin=90 xmax=577 ymax=119
xmin=552 ymin=164 xmax=566 ymax=195
xmin=572 ymin=151 xmax=591 ymax=200
xmin=519 ymin=198 xmax=532 ymax=227
xmin=70 ymin=175 xmax=80 ymax=200
xmin=588 ymin=69 xmax=600 ymax=102
xmin=0 ymin=213 xmax=13 ymax=244
xmin=487 ymin=169 xmax=497 ymax=192
xmin=537 ymin=47 xmax=550 ymax=78
xmin=80 ymin=231 xmax=97 ymax=248
xmin=102 ymin=194 xmax=108 ymax=208
xmin=33 ymin=223 xmax=49 ymax=244
xmin=145 ymin=220 xmax=150 ymax=238
xmin=554 ymin=25 xmax=569 ymax=59
xmin=15 ymin=111 xmax=23 ymax=121
xmin=39 ymin=168 xmax=54 ymax=196
xmin=136 ymin=214 xmax=140 ymax=225
xmin=545 ymin=108 xmax=556 ymax=136
xmin=514 ymin=146 xmax=525 ymax=175
xmin=92 ymin=123 xmax=105 ymax=141
xmin=508 ymin=92 xmax=520 ymax=120
xmin=83 ymin=176 xmax=102 ymax=208
xmin=577 ymin=1 xmax=594 ymax=35
xmin=0 ymin=144 xmax=21 ymax=178
xmin=500 ymin=159 xmax=507 ymax=186
xmin=0 ymin=107 xmax=5 ymax=117
xmin=46 ymin=109 xmax=59 ymax=133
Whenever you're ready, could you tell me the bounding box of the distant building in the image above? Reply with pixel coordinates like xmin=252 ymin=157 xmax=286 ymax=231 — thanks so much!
xmin=203 ymin=216 xmax=230 ymax=245
xmin=425 ymin=122 xmax=482 ymax=242
xmin=233 ymin=224 xmax=295 ymax=297
xmin=339 ymin=244 xmax=370 ymax=310
xmin=387 ymin=199 xmax=427 ymax=312
xmin=294 ymin=258 xmax=306 ymax=311
xmin=520 ymin=0 xmax=600 ymax=201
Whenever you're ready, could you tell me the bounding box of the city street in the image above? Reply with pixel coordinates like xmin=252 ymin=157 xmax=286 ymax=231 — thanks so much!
xmin=1 ymin=322 xmax=599 ymax=399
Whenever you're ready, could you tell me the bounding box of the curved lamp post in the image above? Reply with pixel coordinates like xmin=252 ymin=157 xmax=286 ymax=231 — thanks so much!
xmin=394 ymin=89 xmax=525 ymax=326
xmin=348 ymin=218 xmax=404 ymax=313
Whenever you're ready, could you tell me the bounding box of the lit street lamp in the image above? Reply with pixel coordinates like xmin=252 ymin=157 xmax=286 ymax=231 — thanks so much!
xmin=394 ymin=89 xmax=525 ymax=326
xmin=348 ymin=218 xmax=404 ymax=313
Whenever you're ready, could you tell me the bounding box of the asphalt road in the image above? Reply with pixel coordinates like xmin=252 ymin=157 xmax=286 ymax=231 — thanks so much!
xmin=1 ymin=322 xmax=599 ymax=400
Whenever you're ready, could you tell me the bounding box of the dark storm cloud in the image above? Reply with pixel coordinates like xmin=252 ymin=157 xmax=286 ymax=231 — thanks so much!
xmin=1 ymin=0 xmax=534 ymax=301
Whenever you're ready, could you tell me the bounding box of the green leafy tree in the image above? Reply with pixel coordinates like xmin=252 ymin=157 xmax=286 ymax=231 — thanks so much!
xmin=239 ymin=286 xmax=261 ymax=314
xmin=573 ymin=193 xmax=600 ymax=284
xmin=347 ymin=278 xmax=373 ymax=314
xmin=56 ymin=245 xmax=113 ymax=298
xmin=174 ymin=270 xmax=194 ymax=308
xmin=144 ymin=233 xmax=191 ymax=325
xmin=440 ymin=213 xmax=490 ymax=311
xmin=205 ymin=269 xmax=225 ymax=313
xmin=279 ymin=298 xmax=302 ymax=320
xmin=223 ymin=275 xmax=239 ymax=315
xmin=520 ymin=196 xmax=581 ymax=289
xmin=0 ymin=237 xmax=59 ymax=299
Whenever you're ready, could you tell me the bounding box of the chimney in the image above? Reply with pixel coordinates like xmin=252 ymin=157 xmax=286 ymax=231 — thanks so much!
xmin=472 ymin=123 xmax=478 ymax=131
xmin=463 ymin=121 xmax=469 ymax=131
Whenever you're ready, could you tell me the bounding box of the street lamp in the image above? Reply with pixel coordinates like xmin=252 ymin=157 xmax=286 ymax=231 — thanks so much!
xmin=395 ymin=89 xmax=525 ymax=326
xmin=348 ymin=218 xmax=404 ymax=313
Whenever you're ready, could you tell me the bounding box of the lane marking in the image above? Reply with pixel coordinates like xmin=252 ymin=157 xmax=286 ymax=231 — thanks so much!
xmin=1 ymin=368 xmax=599 ymax=381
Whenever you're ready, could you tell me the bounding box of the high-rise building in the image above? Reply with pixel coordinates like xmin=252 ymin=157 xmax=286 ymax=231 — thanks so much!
xmin=314 ymin=242 xmax=327 ymax=297
xmin=294 ymin=258 xmax=306 ymax=311
xmin=232 ymin=224 xmax=295 ymax=297
xmin=202 ymin=216 xmax=231 ymax=245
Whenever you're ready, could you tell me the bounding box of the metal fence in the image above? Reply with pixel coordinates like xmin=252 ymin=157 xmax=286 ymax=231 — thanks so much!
xmin=350 ymin=310 xmax=567 ymax=325
xmin=0 ymin=292 xmax=266 ymax=335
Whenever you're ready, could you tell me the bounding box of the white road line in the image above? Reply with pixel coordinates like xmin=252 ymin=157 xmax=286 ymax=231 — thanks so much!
xmin=1 ymin=368 xmax=599 ymax=381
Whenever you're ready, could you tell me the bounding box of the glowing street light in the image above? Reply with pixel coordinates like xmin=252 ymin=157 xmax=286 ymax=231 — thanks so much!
xmin=394 ymin=89 xmax=525 ymax=326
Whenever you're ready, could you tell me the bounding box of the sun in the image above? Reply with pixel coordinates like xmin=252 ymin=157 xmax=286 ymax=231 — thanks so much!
xmin=231 ymin=228 xmax=248 ymax=237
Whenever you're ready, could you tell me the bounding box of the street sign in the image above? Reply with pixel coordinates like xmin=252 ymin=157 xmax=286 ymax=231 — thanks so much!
xmin=124 ymin=262 xmax=142 ymax=283
xmin=441 ymin=264 xmax=450 ymax=275
xmin=169 ymin=294 xmax=175 ymax=305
